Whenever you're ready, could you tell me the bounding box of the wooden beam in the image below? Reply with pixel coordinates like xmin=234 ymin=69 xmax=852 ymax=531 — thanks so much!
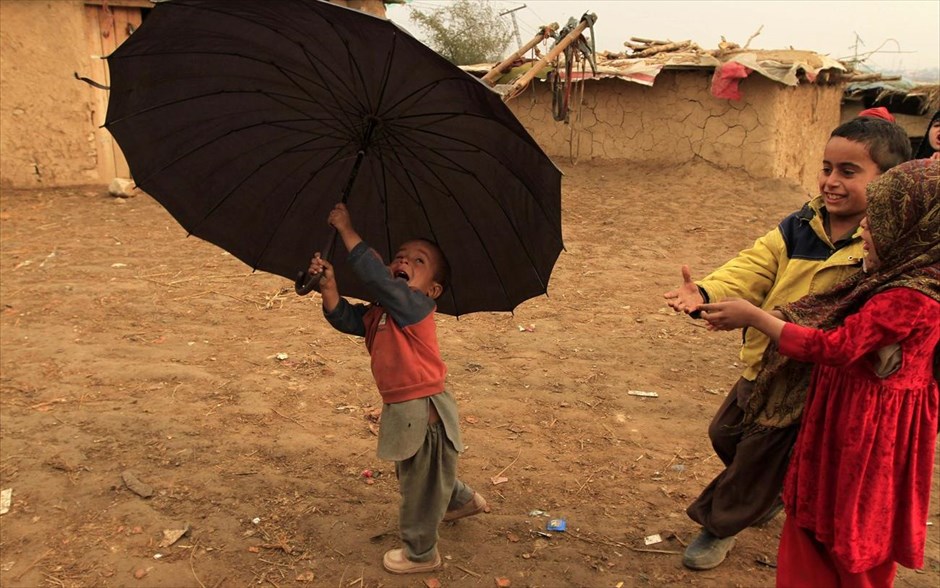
xmin=482 ymin=23 xmax=558 ymax=87
xmin=84 ymin=0 xmax=154 ymax=8
xmin=503 ymin=14 xmax=596 ymax=102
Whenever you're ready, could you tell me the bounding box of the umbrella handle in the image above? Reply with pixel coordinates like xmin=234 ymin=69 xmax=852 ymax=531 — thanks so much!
xmin=295 ymin=270 xmax=320 ymax=296
xmin=296 ymin=228 xmax=340 ymax=296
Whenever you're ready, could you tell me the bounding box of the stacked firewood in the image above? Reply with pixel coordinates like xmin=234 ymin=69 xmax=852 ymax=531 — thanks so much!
xmin=601 ymin=27 xmax=764 ymax=60
xmin=624 ymin=37 xmax=706 ymax=57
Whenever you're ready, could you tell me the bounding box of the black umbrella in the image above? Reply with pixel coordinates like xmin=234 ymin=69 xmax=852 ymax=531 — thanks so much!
xmin=105 ymin=0 xmax=563 ymax=316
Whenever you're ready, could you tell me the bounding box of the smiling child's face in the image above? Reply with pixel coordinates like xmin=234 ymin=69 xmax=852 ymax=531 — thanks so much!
xmin=389 ymin=240 xmax=443 ymax=299
xmin=818 ymin=136 xmax=882 ymax=226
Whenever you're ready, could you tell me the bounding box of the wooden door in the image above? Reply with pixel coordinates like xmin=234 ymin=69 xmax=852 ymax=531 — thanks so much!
xmin=84 ymin=1 xmax=147 ymax=181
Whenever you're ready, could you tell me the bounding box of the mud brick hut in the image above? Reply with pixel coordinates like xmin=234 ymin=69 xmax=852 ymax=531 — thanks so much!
xmin=0 ymin=1 xmax=883 ymax=198
xmin=469 ymin=49 xmax=849 ymax=196
xmin=0 ymin=0 xmax=394 ymax=189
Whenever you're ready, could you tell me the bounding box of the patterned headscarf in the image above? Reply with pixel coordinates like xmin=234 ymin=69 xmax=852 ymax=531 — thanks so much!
xmin=914 ymin=110 xmax=939 ymax=159
xmin=744 ymin=159 xmax=940 ymax=429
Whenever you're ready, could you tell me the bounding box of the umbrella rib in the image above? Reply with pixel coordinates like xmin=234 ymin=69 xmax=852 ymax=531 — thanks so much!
xmin=249 ymin=144 xmax=356 ymax=272
xmin=372 ymin=27 xmax=398 ymax=126
xmin=131 ymin=118 xmax=345 ymax=189
xmin=374 ymin=154 xmax=395 ymax=267
xmin=377 ymin=151 xmax=469 ymax=314
xmin=194 ymin=142 xmax=353 ymax=240
xmin=107 ymin=88 xmax=346 ymax=138
xmin=380 ymin=143 xmax=518 ymax=311
xmin=162 ymin=0 xmax=368 ymax=113
xmin=109 ymin=48 xmax=359 ymax=118
xmin=384 ymin=132 xmax=555 ymax=293
xmin=388 ymin=121 xmax=562 ymax=244
xmin=294 ymin=45 xmax=368 ymax=136
xmin=377 ymin=75 xmax=487 ymax=121
xmin=367 ymin=32 xmax=401 ymax=263
xmin=259 ymin=90 xmax=354 ymax=139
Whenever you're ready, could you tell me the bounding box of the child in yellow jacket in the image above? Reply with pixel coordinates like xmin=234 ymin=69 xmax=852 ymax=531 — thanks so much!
xmin=663 ymin=116 xmax=911 ymax=571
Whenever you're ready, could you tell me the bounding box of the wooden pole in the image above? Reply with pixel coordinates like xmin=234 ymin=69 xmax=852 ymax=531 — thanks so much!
xmin=503 ymin=13 xmax=596 ymax=102
xmin=481 ymin=23 xmax=558 ymax=87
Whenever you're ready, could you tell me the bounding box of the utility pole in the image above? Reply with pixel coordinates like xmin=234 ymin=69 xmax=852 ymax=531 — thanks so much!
xmin=850 ymin=31 xmax=864 ymax=65
xmin=499 ymin=4 xmax=526 ymax=51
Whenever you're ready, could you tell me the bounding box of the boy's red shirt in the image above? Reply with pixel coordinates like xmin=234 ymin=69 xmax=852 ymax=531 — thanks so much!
xmin=362 ymin=304 xmax=446 ymax=403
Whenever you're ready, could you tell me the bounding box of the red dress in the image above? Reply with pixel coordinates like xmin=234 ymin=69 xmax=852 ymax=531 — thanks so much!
xmin=779 ymin=287 xmax=940 ymax=574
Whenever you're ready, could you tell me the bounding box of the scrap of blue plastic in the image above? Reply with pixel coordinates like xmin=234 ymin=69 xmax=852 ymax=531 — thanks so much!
xmin=547 ymin=518 xmax=567 ymax=532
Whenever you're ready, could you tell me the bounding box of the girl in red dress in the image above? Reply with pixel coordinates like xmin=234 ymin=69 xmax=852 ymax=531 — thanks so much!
xmin=698 ymin=158 xmax=939 ymax=587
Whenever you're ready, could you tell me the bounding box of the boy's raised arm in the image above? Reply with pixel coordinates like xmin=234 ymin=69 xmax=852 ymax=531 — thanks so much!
xmin=329 ymin=203 xmax=363 ymax=253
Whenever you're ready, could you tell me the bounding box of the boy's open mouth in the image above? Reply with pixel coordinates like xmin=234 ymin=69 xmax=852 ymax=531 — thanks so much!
xmin=394 ymin=270 xmax=409 ymax=280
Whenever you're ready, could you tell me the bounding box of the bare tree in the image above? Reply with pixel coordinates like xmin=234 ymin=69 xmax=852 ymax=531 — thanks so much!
xmin=409 ymin=0 xmax=512 ymax=65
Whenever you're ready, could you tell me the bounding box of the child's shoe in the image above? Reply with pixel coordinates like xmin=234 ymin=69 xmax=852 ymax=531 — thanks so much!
xmin=443 ymin=492 xmax=488 ymax=522
xmin=382 ymin=548 xmax=442 ymax=574
xmin=682 ymin=529 xmax=736 ymax=570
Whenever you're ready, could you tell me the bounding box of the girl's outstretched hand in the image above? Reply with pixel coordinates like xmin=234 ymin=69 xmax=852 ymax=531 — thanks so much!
xmin=699 ymin=298 xmax=758 ymax=331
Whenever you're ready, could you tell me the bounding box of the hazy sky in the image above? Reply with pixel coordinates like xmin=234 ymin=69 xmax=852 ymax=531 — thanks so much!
xmin=387 ymin=0 xmax=940 ymax=72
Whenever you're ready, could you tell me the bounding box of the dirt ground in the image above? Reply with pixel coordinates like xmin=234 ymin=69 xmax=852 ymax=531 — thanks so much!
xmin=1 ymin=159 xmax=937 ymax=588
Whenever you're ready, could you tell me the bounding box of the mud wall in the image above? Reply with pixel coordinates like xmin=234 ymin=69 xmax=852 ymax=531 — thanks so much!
xmin=0 ymin=0 xmax=387 ymax=190
xmin=507 ymin=71 xmax=843 ymax=195
xmin=0 ymin=2 xmax=841 ymax=192
xmin=0 ymin=1 xmax=99 ymax=188
xmin=329 ymin=0 xmax=388 ymax=18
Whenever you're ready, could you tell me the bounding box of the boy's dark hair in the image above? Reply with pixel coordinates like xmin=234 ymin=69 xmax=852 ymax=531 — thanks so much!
xmin=414 ymin=238 xmax=451 ymax=290
xmin=830 ymin=117 xmax=911 ymax=172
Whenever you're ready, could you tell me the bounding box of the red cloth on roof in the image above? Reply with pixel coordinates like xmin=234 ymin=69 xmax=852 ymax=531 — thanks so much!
xmin=710 ymin=62 xmax=751 ymax=101
xmin=858 ymin=106 xmax=896 ymax=122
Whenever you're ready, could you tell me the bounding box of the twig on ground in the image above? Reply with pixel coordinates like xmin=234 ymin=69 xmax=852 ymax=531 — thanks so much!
xmin=628 ymin=546 xmax=683 ymax=555
xmin=271 ymin=408 xmax=307 ymax=429
xmin=666 ymin=531 xmax=688 ymax=547
xmin=190 ymin=542 xmax=207 ymax=588
xmin=41 ymin=574 xmax=65 ymax=588
xmin=14 ymin=548 xmax=52 ymax=580
xmin=567 ymin=531 xmax=627 ymax=548
xmin=574 ymin=470 xmax=598 ymax=495
xmin=455 ymin=564 xmax=481 ymax=578
xmin=494 ymin=450 xmax=522 ymax=479
xmin=171 ymin=289 xmax=260 ymax=306
xmin=328 ymin=545 xmax=348 ymax=558
xmin=663 ymin=449 xmax=682 ymax=471
xmin=28 ymin=398 xmax=68 ymax=411
xmin=346 ymin=566 xmax=364 ymax=586
xmin=601 ymin=423 xmax=620 ymax=444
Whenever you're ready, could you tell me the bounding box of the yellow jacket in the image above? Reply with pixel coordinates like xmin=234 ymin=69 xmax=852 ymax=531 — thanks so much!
xmin=698 ymin=196 xmax=865 ymax=380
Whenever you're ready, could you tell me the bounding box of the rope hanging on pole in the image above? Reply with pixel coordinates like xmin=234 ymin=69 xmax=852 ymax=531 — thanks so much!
xmin=549 ymin=13 xmax=597 ymax=123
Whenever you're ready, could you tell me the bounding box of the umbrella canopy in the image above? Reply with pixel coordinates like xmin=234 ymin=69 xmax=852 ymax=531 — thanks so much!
xmin=105 ymin=0 xmax=563 ymax=315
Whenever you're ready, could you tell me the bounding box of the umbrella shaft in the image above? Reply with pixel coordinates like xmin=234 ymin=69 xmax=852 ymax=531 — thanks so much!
xmin=341 ymin=116 xmax=378 ymax=203
xmin=326 ymin=116 xmax=376 ymax=259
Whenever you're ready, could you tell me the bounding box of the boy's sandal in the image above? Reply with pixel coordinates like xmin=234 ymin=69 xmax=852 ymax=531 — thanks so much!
xmin=442 ymin=492 xmax=488 ymax=522
xmin=382 ymin=548 xmax=442 ymax=574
